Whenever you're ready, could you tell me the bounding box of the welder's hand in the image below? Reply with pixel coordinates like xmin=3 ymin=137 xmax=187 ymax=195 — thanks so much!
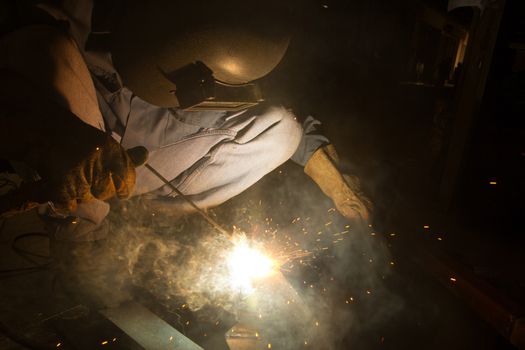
xmin=332 ymin=174 xmax=372 ymax=223
xmin=0 ymin=69 xmax=149 ymax=216
xmin=304 ymin=145 xmax=373 ymax=224
xmin=0 ymin=136 xmax=148 ymax=217
xmin=40 ymin=138 xmax=148 ymax=214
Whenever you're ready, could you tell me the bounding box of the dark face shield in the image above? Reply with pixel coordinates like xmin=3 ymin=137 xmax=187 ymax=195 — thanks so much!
xmin=166 ymin=61 xmax=263 ymax=111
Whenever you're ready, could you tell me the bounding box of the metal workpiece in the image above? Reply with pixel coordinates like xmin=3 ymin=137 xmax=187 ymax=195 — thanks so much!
xmin=101 ymin=302 xmax=203 ymax=350
xmin=225 ymin=323 xmax=265 ymax=350
xmin=225 ymin=272 xmax=316 ymax=350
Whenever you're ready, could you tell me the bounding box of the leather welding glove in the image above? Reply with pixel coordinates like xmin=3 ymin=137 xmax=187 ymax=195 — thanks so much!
xmin=304 ymin=144 xmax=372 ymax=223
xmin=0 ymin=69 xmax=148 ymax=216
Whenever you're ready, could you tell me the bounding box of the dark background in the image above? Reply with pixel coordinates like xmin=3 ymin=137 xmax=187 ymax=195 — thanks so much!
xmin=0 ymin=0 xmax=524 ymax=349
xmin=258 ymin=0 xmax=525 ymax=348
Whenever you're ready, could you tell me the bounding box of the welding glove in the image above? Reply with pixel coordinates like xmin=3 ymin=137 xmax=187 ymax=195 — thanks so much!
xmin=0 ymin=69 xmax=148 ymax=216
xmin=304 ymin=144 xmax=372 ymax=223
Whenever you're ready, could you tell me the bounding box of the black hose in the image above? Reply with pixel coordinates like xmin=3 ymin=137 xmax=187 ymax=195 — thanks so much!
xmin=0 ymin=319 xmax=57 ymax=350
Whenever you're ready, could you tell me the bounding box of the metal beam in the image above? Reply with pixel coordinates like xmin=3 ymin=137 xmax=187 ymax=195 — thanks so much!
xmin=439 ymin=2 xmax=506 ymax=208
xmin=101 ymin=302 xmax=203 ymax=350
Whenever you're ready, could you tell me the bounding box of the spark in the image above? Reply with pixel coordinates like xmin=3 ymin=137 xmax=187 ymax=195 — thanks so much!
xmin=423 ymin=225 xmax=430 ymax=229
xmin=227 ymin=236 xmax=276 ymax=294
xmin=56 ymin=343 xmax=61 ymax=348
xmin=450 ymin=277 xmax=457 ymax=282
xmin=101 ymin=340 xmax=108 ymax=345
xmin=489 ymin=181 xmax=497 ymax=185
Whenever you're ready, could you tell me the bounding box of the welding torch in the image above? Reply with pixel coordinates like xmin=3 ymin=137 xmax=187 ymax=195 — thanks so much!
xmin=0 ymin=145 xmax=231 ymax=236
xmin=143 ymin=163 xmax=231 ymax=236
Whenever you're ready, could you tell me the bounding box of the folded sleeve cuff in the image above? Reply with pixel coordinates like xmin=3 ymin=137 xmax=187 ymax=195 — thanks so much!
xmin=290 ymin=116 xmax=330 ymax=166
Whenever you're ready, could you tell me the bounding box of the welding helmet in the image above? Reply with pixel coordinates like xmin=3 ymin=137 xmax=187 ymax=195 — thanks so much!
xmin=110 ymin=0 xmax=292 ymax=110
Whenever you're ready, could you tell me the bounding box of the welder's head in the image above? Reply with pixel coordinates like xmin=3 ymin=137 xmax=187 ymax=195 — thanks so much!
xmin=111 ymin=0 xmax=293 ymax=110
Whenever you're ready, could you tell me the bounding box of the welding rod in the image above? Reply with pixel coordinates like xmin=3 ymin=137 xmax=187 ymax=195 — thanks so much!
xmin=144 ymin=163 xmax=231 ymax=236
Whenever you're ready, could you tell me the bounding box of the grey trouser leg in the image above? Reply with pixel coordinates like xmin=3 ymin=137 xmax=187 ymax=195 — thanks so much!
xmin=1 ymin=25 xmax=303 ymax=239
xmin=145 ymin=106 xmax=303 ymax=211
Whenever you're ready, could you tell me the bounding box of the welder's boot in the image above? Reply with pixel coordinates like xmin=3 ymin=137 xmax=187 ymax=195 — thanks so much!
xmin=304 ymin=144 xmax=372 ymax=223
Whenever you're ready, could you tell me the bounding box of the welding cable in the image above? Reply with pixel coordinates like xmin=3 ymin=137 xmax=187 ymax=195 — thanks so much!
xmin=0 ymin=261 xmax=52 ymax=279
xmin=0 ymin=266 xmax=49 ymax=279
xmin=0 ymin=236 xmax=59 ymax=349
xmin=0 ymin=231 xmax=53 ymax=277
xmin=0 ymin=178 xmax=18 ymax=193
xmin=0 ymin=319 xmax=56 ymax=350
xmin=11 ymin=233 xmax=52 ymax=264
xmin=0 ymin=218 xmax=5 ymax=239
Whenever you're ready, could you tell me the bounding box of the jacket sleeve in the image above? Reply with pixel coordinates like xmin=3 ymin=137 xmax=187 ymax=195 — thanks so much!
xmin=290 ymin=116 xmax=330 ymax=166
xmin=40 ymin=199 xmax=111 ymax=242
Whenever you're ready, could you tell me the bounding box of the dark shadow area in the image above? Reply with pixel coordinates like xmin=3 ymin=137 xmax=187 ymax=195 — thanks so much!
xmin=1 ymin=0 xmax=524 ymax=349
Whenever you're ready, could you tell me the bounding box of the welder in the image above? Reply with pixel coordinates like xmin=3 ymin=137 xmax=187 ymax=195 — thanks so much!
xmin=0 ymin=0 xmax=372 ymax=240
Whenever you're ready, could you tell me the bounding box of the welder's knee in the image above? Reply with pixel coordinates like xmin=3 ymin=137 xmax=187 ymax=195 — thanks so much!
xmin=262 ymin=106 xmax=303 ymax=162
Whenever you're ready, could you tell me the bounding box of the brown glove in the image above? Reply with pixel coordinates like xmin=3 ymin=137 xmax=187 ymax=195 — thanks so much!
xmin=304 ymin=144 xmax=372 ymax=223
xmin=35 ymin=136 xmax=148 ymax=214
xmin=0 ymin=69 xmax=148 ymax=216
